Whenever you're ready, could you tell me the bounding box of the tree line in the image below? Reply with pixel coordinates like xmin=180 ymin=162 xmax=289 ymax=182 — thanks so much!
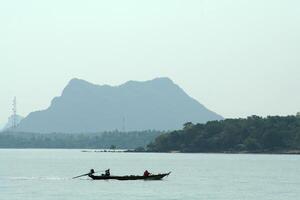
xmin=147 ymin=115 xmax=300 ymax=153
xmin=0 ymin=130 xmax=163 ymax=149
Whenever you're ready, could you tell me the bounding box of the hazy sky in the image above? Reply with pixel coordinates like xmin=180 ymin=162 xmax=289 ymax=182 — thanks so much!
xmin=0 ymin=0 xmax=299 ymax=127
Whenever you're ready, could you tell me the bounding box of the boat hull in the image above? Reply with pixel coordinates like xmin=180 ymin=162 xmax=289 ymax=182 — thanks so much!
xmin=89 ymin=172 xmax=170 ymax=181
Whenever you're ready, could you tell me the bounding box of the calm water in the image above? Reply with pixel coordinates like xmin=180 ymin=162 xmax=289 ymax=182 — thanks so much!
xmin=1 ymin=149 xmax=300 ymax=200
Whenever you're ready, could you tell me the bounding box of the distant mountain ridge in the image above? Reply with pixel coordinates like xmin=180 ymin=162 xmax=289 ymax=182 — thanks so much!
xmin=16 ymin=77 xmax=223 ymax=133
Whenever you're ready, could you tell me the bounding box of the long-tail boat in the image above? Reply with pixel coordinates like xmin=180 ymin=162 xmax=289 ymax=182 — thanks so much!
xmin=88 ymin=172 xmax=171 ymax=180
xmin=72 ymin=170 xmax=171 ymax=181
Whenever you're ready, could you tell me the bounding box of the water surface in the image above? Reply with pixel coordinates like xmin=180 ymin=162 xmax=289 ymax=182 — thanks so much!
xmin=1 ymin=149 xmax=300 ymax=200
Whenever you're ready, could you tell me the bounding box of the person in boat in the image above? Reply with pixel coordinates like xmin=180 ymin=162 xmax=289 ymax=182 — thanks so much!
xmin=105 ymin=169 xmax=110 ymax=176
xmin=143 ymin=170 xmax=150 ymax=177
xmin=88 ymin=169 xmax=95 ymax=176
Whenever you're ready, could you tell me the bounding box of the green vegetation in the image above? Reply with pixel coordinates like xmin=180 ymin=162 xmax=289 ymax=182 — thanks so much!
xmin=0 ymin=130 xmax=163 ymax=149
xmin=147 ymin=115 xmax=300 ymax=153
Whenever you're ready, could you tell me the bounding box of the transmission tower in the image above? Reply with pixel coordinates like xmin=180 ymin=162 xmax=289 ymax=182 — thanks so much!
xmin=12 ymin=97 xmax=17 ymax=129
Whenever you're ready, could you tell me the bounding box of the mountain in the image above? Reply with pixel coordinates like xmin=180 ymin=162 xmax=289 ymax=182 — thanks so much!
xmin=16 ymin=77 xmax=223 ymax=133
xmin=2 ymin=115 xmax=24 ymax=131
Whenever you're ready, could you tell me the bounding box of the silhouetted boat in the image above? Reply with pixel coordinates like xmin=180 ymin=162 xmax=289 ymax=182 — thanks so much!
xmin=88 ymin=172 xmax=171 ymax=180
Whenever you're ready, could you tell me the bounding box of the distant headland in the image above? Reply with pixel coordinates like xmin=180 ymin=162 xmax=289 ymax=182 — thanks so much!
xmin=145 ymin=115 xmax=300 ymax=154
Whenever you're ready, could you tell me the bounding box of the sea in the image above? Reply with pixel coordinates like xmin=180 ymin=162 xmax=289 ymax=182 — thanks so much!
xmin=0 ymin=149 xmax=300 ymax=200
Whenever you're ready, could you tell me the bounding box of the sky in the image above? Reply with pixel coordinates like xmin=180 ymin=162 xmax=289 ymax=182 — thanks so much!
xmin=0 ymin=0 xmax=299 ymax=127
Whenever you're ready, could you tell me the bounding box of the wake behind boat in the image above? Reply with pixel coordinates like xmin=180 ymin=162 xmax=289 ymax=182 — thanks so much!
xmin=73 ymin=169 xmax=171 ymax=181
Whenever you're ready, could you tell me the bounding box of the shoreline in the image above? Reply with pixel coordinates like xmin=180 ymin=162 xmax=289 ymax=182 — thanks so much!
xmin=126 ymin=150 xmax=300 ymax=155
xmin=0 ymin=148 xmax=299 ymax=155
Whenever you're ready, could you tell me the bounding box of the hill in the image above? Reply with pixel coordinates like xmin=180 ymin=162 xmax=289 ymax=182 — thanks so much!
xmin=147 ymin=115 xmax=300 ymax=153
xmin=16 ymin=77 xmax=222 ymax=133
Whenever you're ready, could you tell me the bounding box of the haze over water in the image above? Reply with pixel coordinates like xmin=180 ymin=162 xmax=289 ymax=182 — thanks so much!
xmin=1 ymin=149 xmax=300 ymax=200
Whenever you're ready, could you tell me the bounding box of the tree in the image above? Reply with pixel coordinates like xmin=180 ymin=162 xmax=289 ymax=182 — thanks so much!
xmin=244 ymin=138 xmax=260 ymax=151
xmin=183 ymin=122 xmax=194 ymax=130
